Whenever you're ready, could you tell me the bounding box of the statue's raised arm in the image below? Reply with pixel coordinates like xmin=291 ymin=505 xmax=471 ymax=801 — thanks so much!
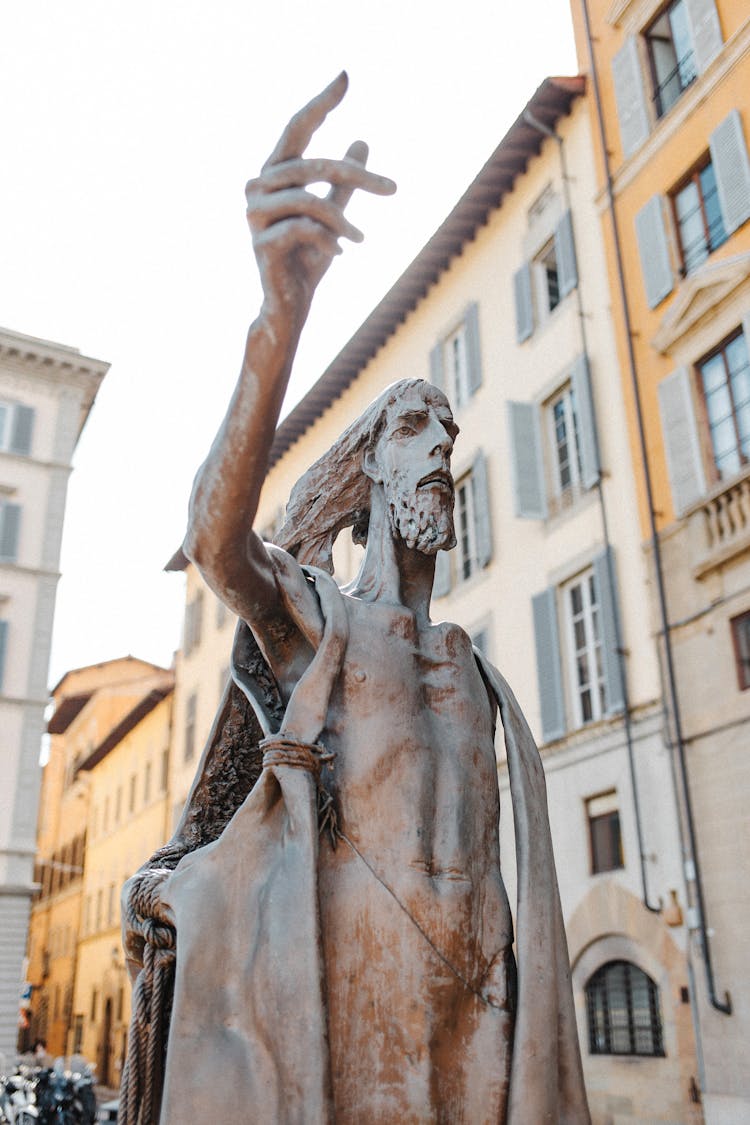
xmin=183 ymin=73 xmax=395 ymax=675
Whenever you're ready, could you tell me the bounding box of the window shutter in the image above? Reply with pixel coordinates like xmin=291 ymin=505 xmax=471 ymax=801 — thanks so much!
xmin=685 ymin=0 xmax=723 ymax=73
xmin=532 ymin=588 xmax=566 ymax=742
xmin=657 ymin=367 xmax=706 ymax=515
xmin=464 ymin=301 xmax=483 ymax=396
xmin=513 ymin=262 xmax=533 ymax=343
xmin=0 ymin=502 xmax=21 ymax=561
xmin=429 ymin=341 xmax=445 ymax=393
xmin=570 ymin=354 xmax=601 ymax=490
xmin=635 ymin=196 xmax=673 ymax=309
xmin=472 ymin=449 xmax=492 ymax=568
xmin=611 ymin=36 xmax=650 ymax=158
xmin=709 ymin=109 xmax=750 ymax=236
xmin=0 ymin=620 xmax=7 ymax=690
xmin=507 ymin=401 xmax=547 ymax=519
xmin=555 ymin=210 xmax=578 ymax=298
xmin=593 ymin=547 xmax=626 ymax=716
xmin=433 ymin=549 xmax=451 ymax=599
xmin=10 ymin=405 xmax=34 ymax=456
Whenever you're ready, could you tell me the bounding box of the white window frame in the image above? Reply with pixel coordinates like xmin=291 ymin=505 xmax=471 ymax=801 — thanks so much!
xmin=562 ymin=568 xmax=606 ymax=727
xmin=443 ymin=322 xmax=470 ymax=410
xmin=455 ymin=470 xmax=479 ymax=583
xmin=545 ymin=383 xmax=584 ymax=511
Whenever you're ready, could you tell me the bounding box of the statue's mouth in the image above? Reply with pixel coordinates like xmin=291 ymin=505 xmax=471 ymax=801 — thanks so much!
xmin=417 ymin=469 xmax=454 ymax=496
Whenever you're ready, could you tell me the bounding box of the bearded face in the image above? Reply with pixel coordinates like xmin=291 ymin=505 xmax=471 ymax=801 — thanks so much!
xmin=383 ymin=470 xmax=456 ymax=555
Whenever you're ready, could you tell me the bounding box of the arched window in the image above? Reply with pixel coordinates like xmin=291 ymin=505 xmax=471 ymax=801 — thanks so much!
xmin=586 ymin=960 xmax=664 ymax=1057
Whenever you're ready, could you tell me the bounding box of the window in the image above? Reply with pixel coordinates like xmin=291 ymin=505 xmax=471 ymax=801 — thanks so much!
xmin=0 ymin=618 xmax=8 ymax=690
xmin=532 ymin=549 xmax=624 ymax=742
xmin=587 ymin=791 xmax=624 ymax=874
xmin=184 ymin=591 xmax=204 ymax=657
xmin=128 ymin=773 xmax=136 ymax=814
xmin=697 ymin=330 xmax=750 ymax=481
xmin=731 ymin=611 xmax=750 ymax=690
xmin=96 ymin=889 xmax=103 ymax=930
xmin=108 ymin=883 xmax=116 ymax=926
xmin=0 ymin=500 xmax=21 ymax=562
xmin=91 ymin=988 xmax=98 ymax=1024
xmin=72 ymin=1015 xmax=84 ymax=1054
xmin=645 ymin=0 xmax=696 ymax=119
xmin=513 ymin=211 xmax=577 ymax=343
xmin=0 ymin=400 xmax=34 ymax=456
xmin=586 ymin=961 xmax=664 ymax=1057
xmin=184 ymin=692 xmax=197 ymax=762
xmin=564 ymin=570 xmax=606 ymax=726
xmin=537 ymin=240 xmax=561 ymax=317
xmin=161 ymin=747 xmax=169 ymax=792
xmin=114 ymin=785 xmax=122 ymax=824
xmin=144 ymin=761 xmax=152 ymax=804
xmin=509 ymin=356 xmax=600 ymax=521
xmin=433 ymin=451 xmax=492 ymax=598
xmin=429 ymin=303 xmax=482 ymax=407
xmin=672 ymin=159 xmax=727 ymax=274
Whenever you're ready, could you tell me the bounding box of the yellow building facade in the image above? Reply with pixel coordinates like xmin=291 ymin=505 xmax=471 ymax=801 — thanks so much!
xmin=570 ymin=0 xmax=750 ymax=1118
xmin=26 ymin=657 xmax=173 ymax=1079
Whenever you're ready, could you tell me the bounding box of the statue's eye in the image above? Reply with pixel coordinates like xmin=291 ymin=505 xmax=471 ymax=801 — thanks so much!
xmin=393 ymin=425 xmax=414 ymax=439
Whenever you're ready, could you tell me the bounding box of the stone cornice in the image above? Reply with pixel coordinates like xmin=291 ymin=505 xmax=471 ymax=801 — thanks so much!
xmin=0 ymin=327 xmax=109 ymax=382
xmin=651 ymin=252 xmax=750 ymax=353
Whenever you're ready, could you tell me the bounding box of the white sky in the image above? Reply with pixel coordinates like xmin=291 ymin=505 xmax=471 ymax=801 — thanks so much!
xmin=0 ymin=1 xmax=577 ymax=685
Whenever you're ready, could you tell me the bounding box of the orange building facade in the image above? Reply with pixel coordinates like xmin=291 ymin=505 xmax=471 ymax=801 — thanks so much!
xmin=570 ymin=0 xmax=750 ymax=1118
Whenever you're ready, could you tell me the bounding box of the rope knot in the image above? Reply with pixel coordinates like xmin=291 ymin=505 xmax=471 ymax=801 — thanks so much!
xmin=260 ymin=735 xmax=334 ymax=779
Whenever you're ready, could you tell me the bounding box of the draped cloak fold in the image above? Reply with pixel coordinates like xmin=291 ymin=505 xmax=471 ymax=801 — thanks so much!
xmin=149 ymin=566 xmax=589 ymax=1124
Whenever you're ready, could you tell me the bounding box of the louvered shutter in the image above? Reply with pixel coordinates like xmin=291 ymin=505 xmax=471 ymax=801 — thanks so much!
xmin=464 ymin=302 xmax=483 ymax=396
xmin=593 ymin=547 xmax=625 ymax=716
xmin=429 ymin=342 xmax=445 ymax=393
xmin=0 ymin=620 xmax=7 ymax=690
xmin=0 ymin=502 xmax=21 ymax=561
xmin=570 ymin=354 xmax=601 ymax=490
xmin=685 ymin=0 xmax=722 ymax=73
xmin=635 ymin=196 xmax=674 ymax=309
xmin=657 ymin=367 xmax=707 ymax=514
xmin=513 ymin=263 xmax=533 ymax=343
xmin=612 ymin=36 xmax=650 ymax=158
xmin=10 ymin=405 xmax=34 ymax=456
xmin=532 ymin=588 xmax=566 ymax=742
xmin=472 ymin=449 xmax=492 ymax=568
xmin=710 ymin=110 xmax=750 ymax=235
xmin=507 ymin=401 xmax=547 ymax=519
xmin=555 ymin=210 xmax=578 ymax=298
xmin=433 ymin=549 xmax=451 ymax=599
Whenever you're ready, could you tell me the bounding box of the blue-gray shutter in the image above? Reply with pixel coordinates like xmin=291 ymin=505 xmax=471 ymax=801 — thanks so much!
xmin=555 ymin=210 xmax=578 ymax=298
xmin=429 ymin=341 xmax=445 ymax=393
xmin=635 ymin=196 xmax=674 ymax=309
xmin=513 ymin=263 xmax=533 ymax=343
xmin=10 ymin=405 xmax=34 ymax=456
xmin=532 ymin=588 xmax=566 ymax=742
xmin=464 ymin=302 xmax=483 ymax=396
xmin=472 ymin=449 xmax=492 ymax=568
xmin=0 ymin=620 xmax=7 ymax=690
xmin=507 ymin=401 xmax=547 ymax=519
xmin=685 ymin=0 xmax=723 ymax=73
xmin=0 ymin=502 xmax=21 ymax=561
xmin=433 ymin=548 xmax=451 ymax=599
xmin=570 ymin=354 xmax=601 ymax=490
xmin=710 ymin=109 xmax=750 ymax=236
xmin=657 ymin=367 xmax=706 ymax=514
xmin=612 ymin=36 xmax=650 ymax=158
xmin=593 ymin=547 xmax=625 ymax=716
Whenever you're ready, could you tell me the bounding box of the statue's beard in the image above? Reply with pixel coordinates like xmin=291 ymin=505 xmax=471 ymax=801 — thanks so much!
xmin=385 ymin=481 xmax=456 ymax=555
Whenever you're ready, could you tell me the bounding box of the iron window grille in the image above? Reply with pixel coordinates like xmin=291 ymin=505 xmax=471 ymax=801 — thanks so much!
xmin=586 ymin=960 xmax=665 ymax=1057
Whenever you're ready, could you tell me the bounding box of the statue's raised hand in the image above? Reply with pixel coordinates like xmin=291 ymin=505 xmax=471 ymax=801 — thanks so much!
xmin=245 ymin=72 xmax=396 ymax=320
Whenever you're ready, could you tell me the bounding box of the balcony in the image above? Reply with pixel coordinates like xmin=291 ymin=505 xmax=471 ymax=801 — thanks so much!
xmin=688 ymin=466 xmax=750 ymax=578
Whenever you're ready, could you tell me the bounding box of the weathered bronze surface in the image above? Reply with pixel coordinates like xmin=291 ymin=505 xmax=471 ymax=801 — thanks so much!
xmin=122 ymin=74 xmax=590 ymax=1124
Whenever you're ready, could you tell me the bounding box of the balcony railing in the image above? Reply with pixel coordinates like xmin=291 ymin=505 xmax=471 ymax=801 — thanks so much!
xmin=688 ymin=465 xmax=750 ymax=578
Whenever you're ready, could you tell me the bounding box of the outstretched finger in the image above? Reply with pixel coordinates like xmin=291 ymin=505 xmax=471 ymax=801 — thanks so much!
xmin=328 ymin=141 xmax=372 ymax=212
xmin=263 ymin=71 xmax=349 ymax=169
xmin=247 ymin=157 xmax=396 ymax=197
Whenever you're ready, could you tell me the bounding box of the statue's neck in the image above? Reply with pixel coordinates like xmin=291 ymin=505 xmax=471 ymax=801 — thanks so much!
xmin=344 ymin=486 xmax=434 ymax=621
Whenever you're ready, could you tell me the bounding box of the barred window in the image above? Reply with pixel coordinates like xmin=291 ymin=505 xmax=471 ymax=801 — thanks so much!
xmin=586 ymin=960 xmax=664 ymax=1057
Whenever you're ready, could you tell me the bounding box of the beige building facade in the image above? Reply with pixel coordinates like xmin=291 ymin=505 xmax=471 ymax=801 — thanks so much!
xmin=0 ymin=328 xmax=108 ymax=1059
xmin=166 ymin=79 xmax=706 ymax=1122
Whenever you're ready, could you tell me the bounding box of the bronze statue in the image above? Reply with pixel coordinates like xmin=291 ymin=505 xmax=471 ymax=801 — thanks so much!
xmin=121 ymin=74 xmax=590 ymax=1124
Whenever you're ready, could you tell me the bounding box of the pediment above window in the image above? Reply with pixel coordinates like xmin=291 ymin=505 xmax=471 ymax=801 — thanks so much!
xmin=606 ymin=0 xmax=658 ymax=32
xmin=651 ymin=252 xmax=750 ymax=354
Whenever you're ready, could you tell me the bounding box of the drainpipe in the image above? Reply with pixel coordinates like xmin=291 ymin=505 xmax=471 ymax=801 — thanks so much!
xmin=523 ymin=105 xmax=661 ymax=914
xmin=578 ymin=0 xmax=731 ymax=1016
